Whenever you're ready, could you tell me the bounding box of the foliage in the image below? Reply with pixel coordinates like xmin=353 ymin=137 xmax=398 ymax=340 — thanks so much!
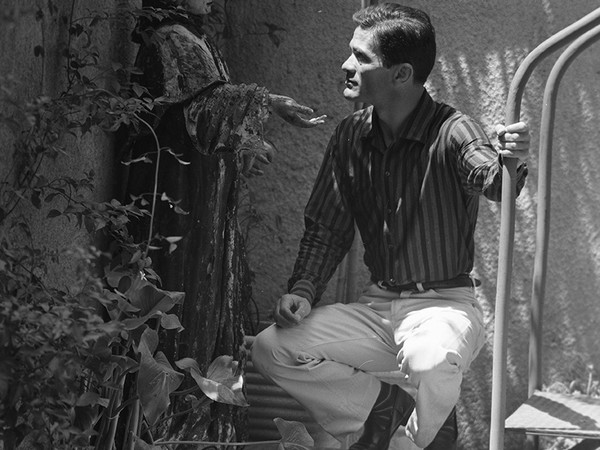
xmin=0 ymin=232 xmax=115 ymax=448
xmin=0 ymin=3 xmax=315 ymax=449
xmin=0 ymin=4 xmax=249 ymax=450
xmin=540 ymin=363 xmax=599 ymax=450
xmin=273 ymin=418 xmax=315 ymax=450
xmin=151 ymin=418 xmax=316 ymax=449
xmin=544 ymin=363 xmax=599 ymax=398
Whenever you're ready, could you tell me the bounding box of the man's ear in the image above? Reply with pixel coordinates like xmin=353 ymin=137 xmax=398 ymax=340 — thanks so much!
xmin=392 ymin=63 xmax=413 ymax=84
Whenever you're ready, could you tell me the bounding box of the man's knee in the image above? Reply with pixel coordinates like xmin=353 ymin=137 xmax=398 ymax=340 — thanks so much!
xmin=400 ymin=336 xmax=463 ymax=383
xmin=251 ymin=325 xmax=289 ymax=376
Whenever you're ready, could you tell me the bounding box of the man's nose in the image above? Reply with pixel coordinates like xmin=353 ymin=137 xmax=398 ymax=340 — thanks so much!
xmin=341 ymin=56 xmax=354 ymax=72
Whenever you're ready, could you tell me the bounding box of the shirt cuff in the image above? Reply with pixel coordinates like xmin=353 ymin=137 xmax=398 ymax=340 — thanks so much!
xmin=289 ymin=279 xmax=316 ymax=304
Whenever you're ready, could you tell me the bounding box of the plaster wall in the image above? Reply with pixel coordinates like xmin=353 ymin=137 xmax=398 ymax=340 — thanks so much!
xmin=224 ymin=1 xmax=600 ymax=449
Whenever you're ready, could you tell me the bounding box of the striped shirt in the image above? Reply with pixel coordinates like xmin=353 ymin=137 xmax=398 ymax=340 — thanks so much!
xmin=289 ymin=90 xmax=528 ymax=304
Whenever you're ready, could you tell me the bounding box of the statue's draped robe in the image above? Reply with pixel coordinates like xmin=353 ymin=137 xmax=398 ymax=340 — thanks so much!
xmin=122 ymin=16 xmax=268 ymax=442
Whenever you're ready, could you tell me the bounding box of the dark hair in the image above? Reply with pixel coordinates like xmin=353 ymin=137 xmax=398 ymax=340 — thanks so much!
xmin=352 ymin=3 xmax=436 ymax=84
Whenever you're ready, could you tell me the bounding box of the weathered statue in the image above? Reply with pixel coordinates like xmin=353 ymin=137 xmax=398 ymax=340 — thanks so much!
xmin=120 ymin=0 xmax=324 ymax=443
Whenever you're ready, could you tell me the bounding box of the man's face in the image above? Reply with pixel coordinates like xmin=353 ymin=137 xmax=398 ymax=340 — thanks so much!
xmin=341 ymin=27 xmax=390 ymax=104
xmin=182 ymin=0 xmax=213 ymax=15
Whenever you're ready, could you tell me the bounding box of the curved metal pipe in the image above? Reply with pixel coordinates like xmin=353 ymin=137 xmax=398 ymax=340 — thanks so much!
xmin=489 ymin=8 xmax=600 ymax=450
xmin=529 ymin=23 xmax=600 ymax=397
xmin=504 ymin=8 xmax=600 ymax=122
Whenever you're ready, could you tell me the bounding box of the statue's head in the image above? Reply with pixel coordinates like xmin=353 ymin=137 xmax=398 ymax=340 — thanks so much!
xmin=178 ymin=0 xmax=213 ymax=15
xmin=145 ymin=0 xmax=212 ymax=15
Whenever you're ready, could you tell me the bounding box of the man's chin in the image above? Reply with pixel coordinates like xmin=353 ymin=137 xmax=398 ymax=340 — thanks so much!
xmin=342 ymin=88 xmax=359 ymax=101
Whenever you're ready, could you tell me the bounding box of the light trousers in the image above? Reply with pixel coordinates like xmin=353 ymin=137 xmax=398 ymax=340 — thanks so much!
xmin=251 ymin=283 xmax=486 ymax=448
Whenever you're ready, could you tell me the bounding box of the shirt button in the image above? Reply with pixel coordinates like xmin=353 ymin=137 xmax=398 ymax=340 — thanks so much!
xmin=387 ymin=208 xmax=393 ymax=215
xmin=385 ymin=171 xmax=391 ymax=177
xmin=389 ymin=278 xmax=395 ymax=284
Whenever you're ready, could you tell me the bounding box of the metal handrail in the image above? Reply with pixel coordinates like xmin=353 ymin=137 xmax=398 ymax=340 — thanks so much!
xmin=526 ymin=24 xmax=600 ymax=450
xmin=489 ymin=8 xmax=600 ymax=450
xmin=530 ymin=23 xmax=600 ymax=396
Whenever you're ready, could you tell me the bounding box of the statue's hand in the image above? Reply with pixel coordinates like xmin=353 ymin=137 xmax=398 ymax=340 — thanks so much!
xmin=240 ymin=139 xmax=277 ymax=177
xmin=269 ymin=94 xmax=326 ymax=128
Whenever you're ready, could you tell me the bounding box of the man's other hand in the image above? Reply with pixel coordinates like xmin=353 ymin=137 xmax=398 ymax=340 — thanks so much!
xmin=273 ymin=294 xmax=312 ymax=328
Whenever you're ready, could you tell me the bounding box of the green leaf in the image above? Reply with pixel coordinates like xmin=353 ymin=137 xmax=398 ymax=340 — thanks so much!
xmin=177 ymin=355 xmax=248 ymax=407
xmin=132 ymin=83 xmax=147 ymax=98
xmin=44 ymin=192 xmax=59 ymax=202
xmin=125 ymin=275 xmax=184 ymax=316
xmin=84 ymin=215 xmax=95 ymax=234
xmin=174 ymin=357 xmax=199 ymax=371
xmin=69 ymin=23 xmax=84 ymax=36
xmin=89 ymin=14 xmax=104 ymax=28
xmin=76 ymin=392 xmax=109 ymax=408
xmin=108 ymin=354 xmax=139 ymax=374
xmin=73 ymin=404 xmax=99 ymax=432
xmin=116 ymin=295 xmax=142 ymax=315
xmin=164 ymin=147 xmax=190 ymax=165
xmin=122 ymin=315 xmax=153 ymax=331
xmin=105 ymin=269 xmax=130 ymax=289
xmin=139 ymin=327 xmax=158 ymax=354
xmin=173 ymin=205 xmax=189 ymax=215
xmin=121 ymin=155 xmax=152 ymax=166
xmin=31 ymin=191 xmax=41 ymax=209
xmin=274 ymin=418 xmax=314 ymax=449
xmin=130 ymin=249 xmax=143 ymax=264
xmin=160 ymin=313 xmax=183 ymax=331
xmin=160 ymin=192 xmax=176 ymax=203
xmin=137 ymin=347 xmax=183 ymax=426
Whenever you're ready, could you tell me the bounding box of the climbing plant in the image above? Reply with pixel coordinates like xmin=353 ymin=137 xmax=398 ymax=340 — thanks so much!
xmin=0 ymin=5 xmax=248 ymax=450
xmin=0 ymin=2 xmax=315 ymax=448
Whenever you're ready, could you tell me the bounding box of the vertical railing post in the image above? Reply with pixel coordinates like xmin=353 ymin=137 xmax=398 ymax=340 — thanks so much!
xmin=489 ymin=8 xmax=600 ymax=450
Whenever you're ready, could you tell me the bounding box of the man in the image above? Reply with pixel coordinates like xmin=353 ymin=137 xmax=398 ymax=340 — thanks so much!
xmin=252 ymin=3 xmax=528 ymax=449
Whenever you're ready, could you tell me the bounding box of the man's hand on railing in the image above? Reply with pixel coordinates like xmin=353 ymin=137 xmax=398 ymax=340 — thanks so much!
xmin=495 ymin=121 xmax=530 ymax=162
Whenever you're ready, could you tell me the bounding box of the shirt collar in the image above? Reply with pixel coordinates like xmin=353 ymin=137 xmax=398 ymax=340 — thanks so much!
xmin=362 ymin=89 xmax=436 ymax=147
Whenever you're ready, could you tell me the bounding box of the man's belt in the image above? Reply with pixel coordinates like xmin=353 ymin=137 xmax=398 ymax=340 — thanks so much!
xmin=374 ymin=274 xmax=480 ymax=293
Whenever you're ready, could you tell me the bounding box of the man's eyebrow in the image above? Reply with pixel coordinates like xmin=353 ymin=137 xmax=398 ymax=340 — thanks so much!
xmin=351 ymin=46 xmax=369 ymax=59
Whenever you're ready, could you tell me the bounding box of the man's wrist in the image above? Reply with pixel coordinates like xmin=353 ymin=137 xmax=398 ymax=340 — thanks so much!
xmin=289 ymin=279 xmax=316 ymax=304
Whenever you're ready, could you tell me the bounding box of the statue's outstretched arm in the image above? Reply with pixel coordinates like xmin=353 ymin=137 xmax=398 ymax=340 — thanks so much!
xmin=268 ymin=94 xmax=327 ymax=128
